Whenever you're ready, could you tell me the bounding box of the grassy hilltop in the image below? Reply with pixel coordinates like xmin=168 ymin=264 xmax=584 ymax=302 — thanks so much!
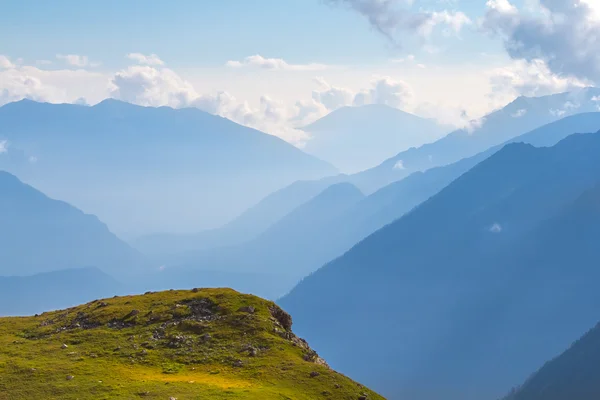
xmin=0 ymin=288 xmax=383 ymax=400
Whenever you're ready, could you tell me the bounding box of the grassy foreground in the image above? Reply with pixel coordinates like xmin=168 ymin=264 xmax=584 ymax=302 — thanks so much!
xmin=0 ymin=288 xmax=384 ymax=400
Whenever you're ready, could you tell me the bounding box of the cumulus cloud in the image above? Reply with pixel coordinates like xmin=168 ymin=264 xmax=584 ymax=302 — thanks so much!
xmin=0 ymin=55 xmax=16 ymax=69
xmin=56 ymin=54 xmax=99 ymax=68
xmin=0 ymin=68 xmax=61 ymax=106
xmin=355 ymin=76 xmax=414 ymax=108
xmin=110 ymin=65 xmax=197 ymax=108
xmin=109 ymin=62 xmax=313 ymax=145
xmin=488 ymin=59 xmax=589 ymax=105
xmin=225 ymin=55 xmax=328 ymax=71
xmin=312 ymin=76 xmax=414 ymax=111
xmin=126 ymin=53 xmax=165 ymax=66
xmin=325 ymin=0 xmax=471 ymax=45
xmin=482 ymin=0 xmax=600 ymax=83
xmin=311 ymin=77 xmax=355 ymax=110
xmin=0 ymin=140 xmax=7 ymax=154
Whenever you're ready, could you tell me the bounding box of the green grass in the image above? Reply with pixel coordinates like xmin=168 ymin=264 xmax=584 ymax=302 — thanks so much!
xmin=0 ymin=288 xmax=384 ymax=400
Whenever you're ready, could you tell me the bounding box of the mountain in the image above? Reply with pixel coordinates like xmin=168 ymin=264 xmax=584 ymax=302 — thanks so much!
xmin=138 ymin=113 xmax=600 ymax=299
xmin=131 ymin=176 xmax=344 ymax=258
xmin=280 ymin=130 xmax=600 ymax=400
xmin=302 ymin=104 xmax=448 ymax=173
xmin=143 ymin=183 xmax=366 ymax=299
xmin=0 ymin=171 xmax=145 ymax=277
xmin=350 ymin=87 xmax=600 ymax=193
xmin=0 ymin=268 xmax=122 ymax=316
xmin=0 ymin=99 xmax=336 ymax=237
xmin=504 ymin=318 xmax=600 ymax=400
xmin=0 ymin=288 xmax=384 ymax=400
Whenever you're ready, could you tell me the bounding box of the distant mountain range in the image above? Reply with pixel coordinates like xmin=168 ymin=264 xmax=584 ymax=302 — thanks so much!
xmin=280 ymin=129 xmax=600 ymax=400
xmin=351 ymin=87 xmax=600 ymax=193
xmin=0 ymin=268 xmax=122 ymax=316
xmin=0 ymin=171 xmax=146 ymax=278
xmin=135 ymin=112 xmax=600 ymax=301
xmin=0 ymin=99 xmax=336 ymax=237
xmin=136 ymin=182 xmax=366 ymax=299
xmin=302 ymin=104 xmax=448 ymax=173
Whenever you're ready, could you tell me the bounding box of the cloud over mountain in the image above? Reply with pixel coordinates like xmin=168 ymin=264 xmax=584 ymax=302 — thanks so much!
xmin=482 ymin=0 xmax=600 ymax=84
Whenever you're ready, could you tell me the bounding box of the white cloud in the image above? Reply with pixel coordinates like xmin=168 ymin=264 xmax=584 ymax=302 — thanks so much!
xmin=511 ymin=108 xmax=527 ymax=117
xmin=311 ymin=77 xmax=355 ymax=110
xmin=488 ymin=59 xmax=589 ymax=106
xmin=110 ymin=65 xmax=197 ymax=108
xmin=325 ymin=0 xmax=471 ymax=46
xmin=418 ymin=10 xmax=472 ymax=37
xmin=126 ymin=53 xmax=165 ymax=66
xmin=56 ymin=54 xmax=98 ymax=68
xmin=482 ymin=0 xmax=600 ymax=84
xmin=489 ymin=223 xmax=503 ymax=233
xmin=0 ymin=55 xmax=16 ymax=69
xmin=393 ymin=160 xmax=405 ymax=169
xmin=312 ymin=75 xmax=414 ymax=111
xmin=0 ymin=140 xmax=7 ymax=154
xmin=109 ymin=62 xmax=313 ymax=145
xmin=225 ymin=55 xmax=328 ymax=71
xmin=550 ymin=101 xmax=581 ymax=117
xmin=355 ymin=76 xmax=414 ymax=108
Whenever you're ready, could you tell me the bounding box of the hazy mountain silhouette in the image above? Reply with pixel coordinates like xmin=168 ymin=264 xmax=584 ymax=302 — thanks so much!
xmin=350 ymin=88 xmax=600 ymax=193
xmin=145 ymin=183 xmax=365 ymax=299
xmin=0 ymin=99 xmax=336 ymax=236
xmin=131 ymin=176 xmax=344 ymax=258
xmin=0 ymin=171 xmax=146 ymax=277
xmin=279 ymin=130 xmax=600 ymax=400
xmin=136 ymin=112 xmax=600 ymax=300
xmin=0 ymin=268 xmax=122 ymax=316
xmin=302 ymin=104 xmax=448 ymax=173
xmin=504 ymin=305 xmax=600 ymax=400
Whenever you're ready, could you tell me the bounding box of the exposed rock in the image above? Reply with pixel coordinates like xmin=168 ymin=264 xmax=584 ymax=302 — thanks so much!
xmin=269 ymin=305 xmax=292 ymax=331
xmin=238 ymin=306 xmax=255 ymax=314
xmin=66 ymin=375 xmax=74 ymax=380
xmin=61 ymin=344 xmax=68 ymax=349
xmin=310 ymin=371 xmax=320 ymax=378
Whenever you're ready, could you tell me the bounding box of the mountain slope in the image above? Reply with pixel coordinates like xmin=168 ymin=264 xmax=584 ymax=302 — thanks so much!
xmin=145 ymin=183 xmax=366 ymax=299
xmin=280 ymin=130 xmax=600 ymax=400
xmin=504 ymin=317 xmax=600 ymax=400
xmin=0 ymin=268 xmax=122 ymax=316
xmin=0 ymin=288 xmax=383 ymax=400
xmin=0 ymin=99 xmax=336 ymax=236
xmin=0 ymin=171 xmax=145 ymax=277
xmin=350 ymin=88 xmax=600 ymax=193
xmin=131 ymin=175 xmax=345 ymax=258
xmin=302 ymin=104 xmax=447 ymax=173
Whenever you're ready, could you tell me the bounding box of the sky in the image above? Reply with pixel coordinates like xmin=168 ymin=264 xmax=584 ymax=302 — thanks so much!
xmin=1 ymin=0 xmax=599 ymax=145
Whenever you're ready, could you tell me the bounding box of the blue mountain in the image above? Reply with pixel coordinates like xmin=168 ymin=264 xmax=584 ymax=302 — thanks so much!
xmin=279 ymin=129 xmax=600 ymax=400
xmin=351 ymin=87 xmax=600 ymax=193
xmin=0 ymin=99 xmax=336 ymax=237
xmin=302 ymin=104 xmax=448 ymax=173
xmin=0 ymin=268 xmax=122 ymax=316
xmin=0 ymin=171 xmax=145 ymax=278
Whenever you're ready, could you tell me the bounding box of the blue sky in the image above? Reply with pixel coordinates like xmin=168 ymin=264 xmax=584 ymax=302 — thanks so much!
xmin=0 ymin=0 xmax=502 ymax=67
xmin=0 ymin=0 xmax=597 ymax=145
